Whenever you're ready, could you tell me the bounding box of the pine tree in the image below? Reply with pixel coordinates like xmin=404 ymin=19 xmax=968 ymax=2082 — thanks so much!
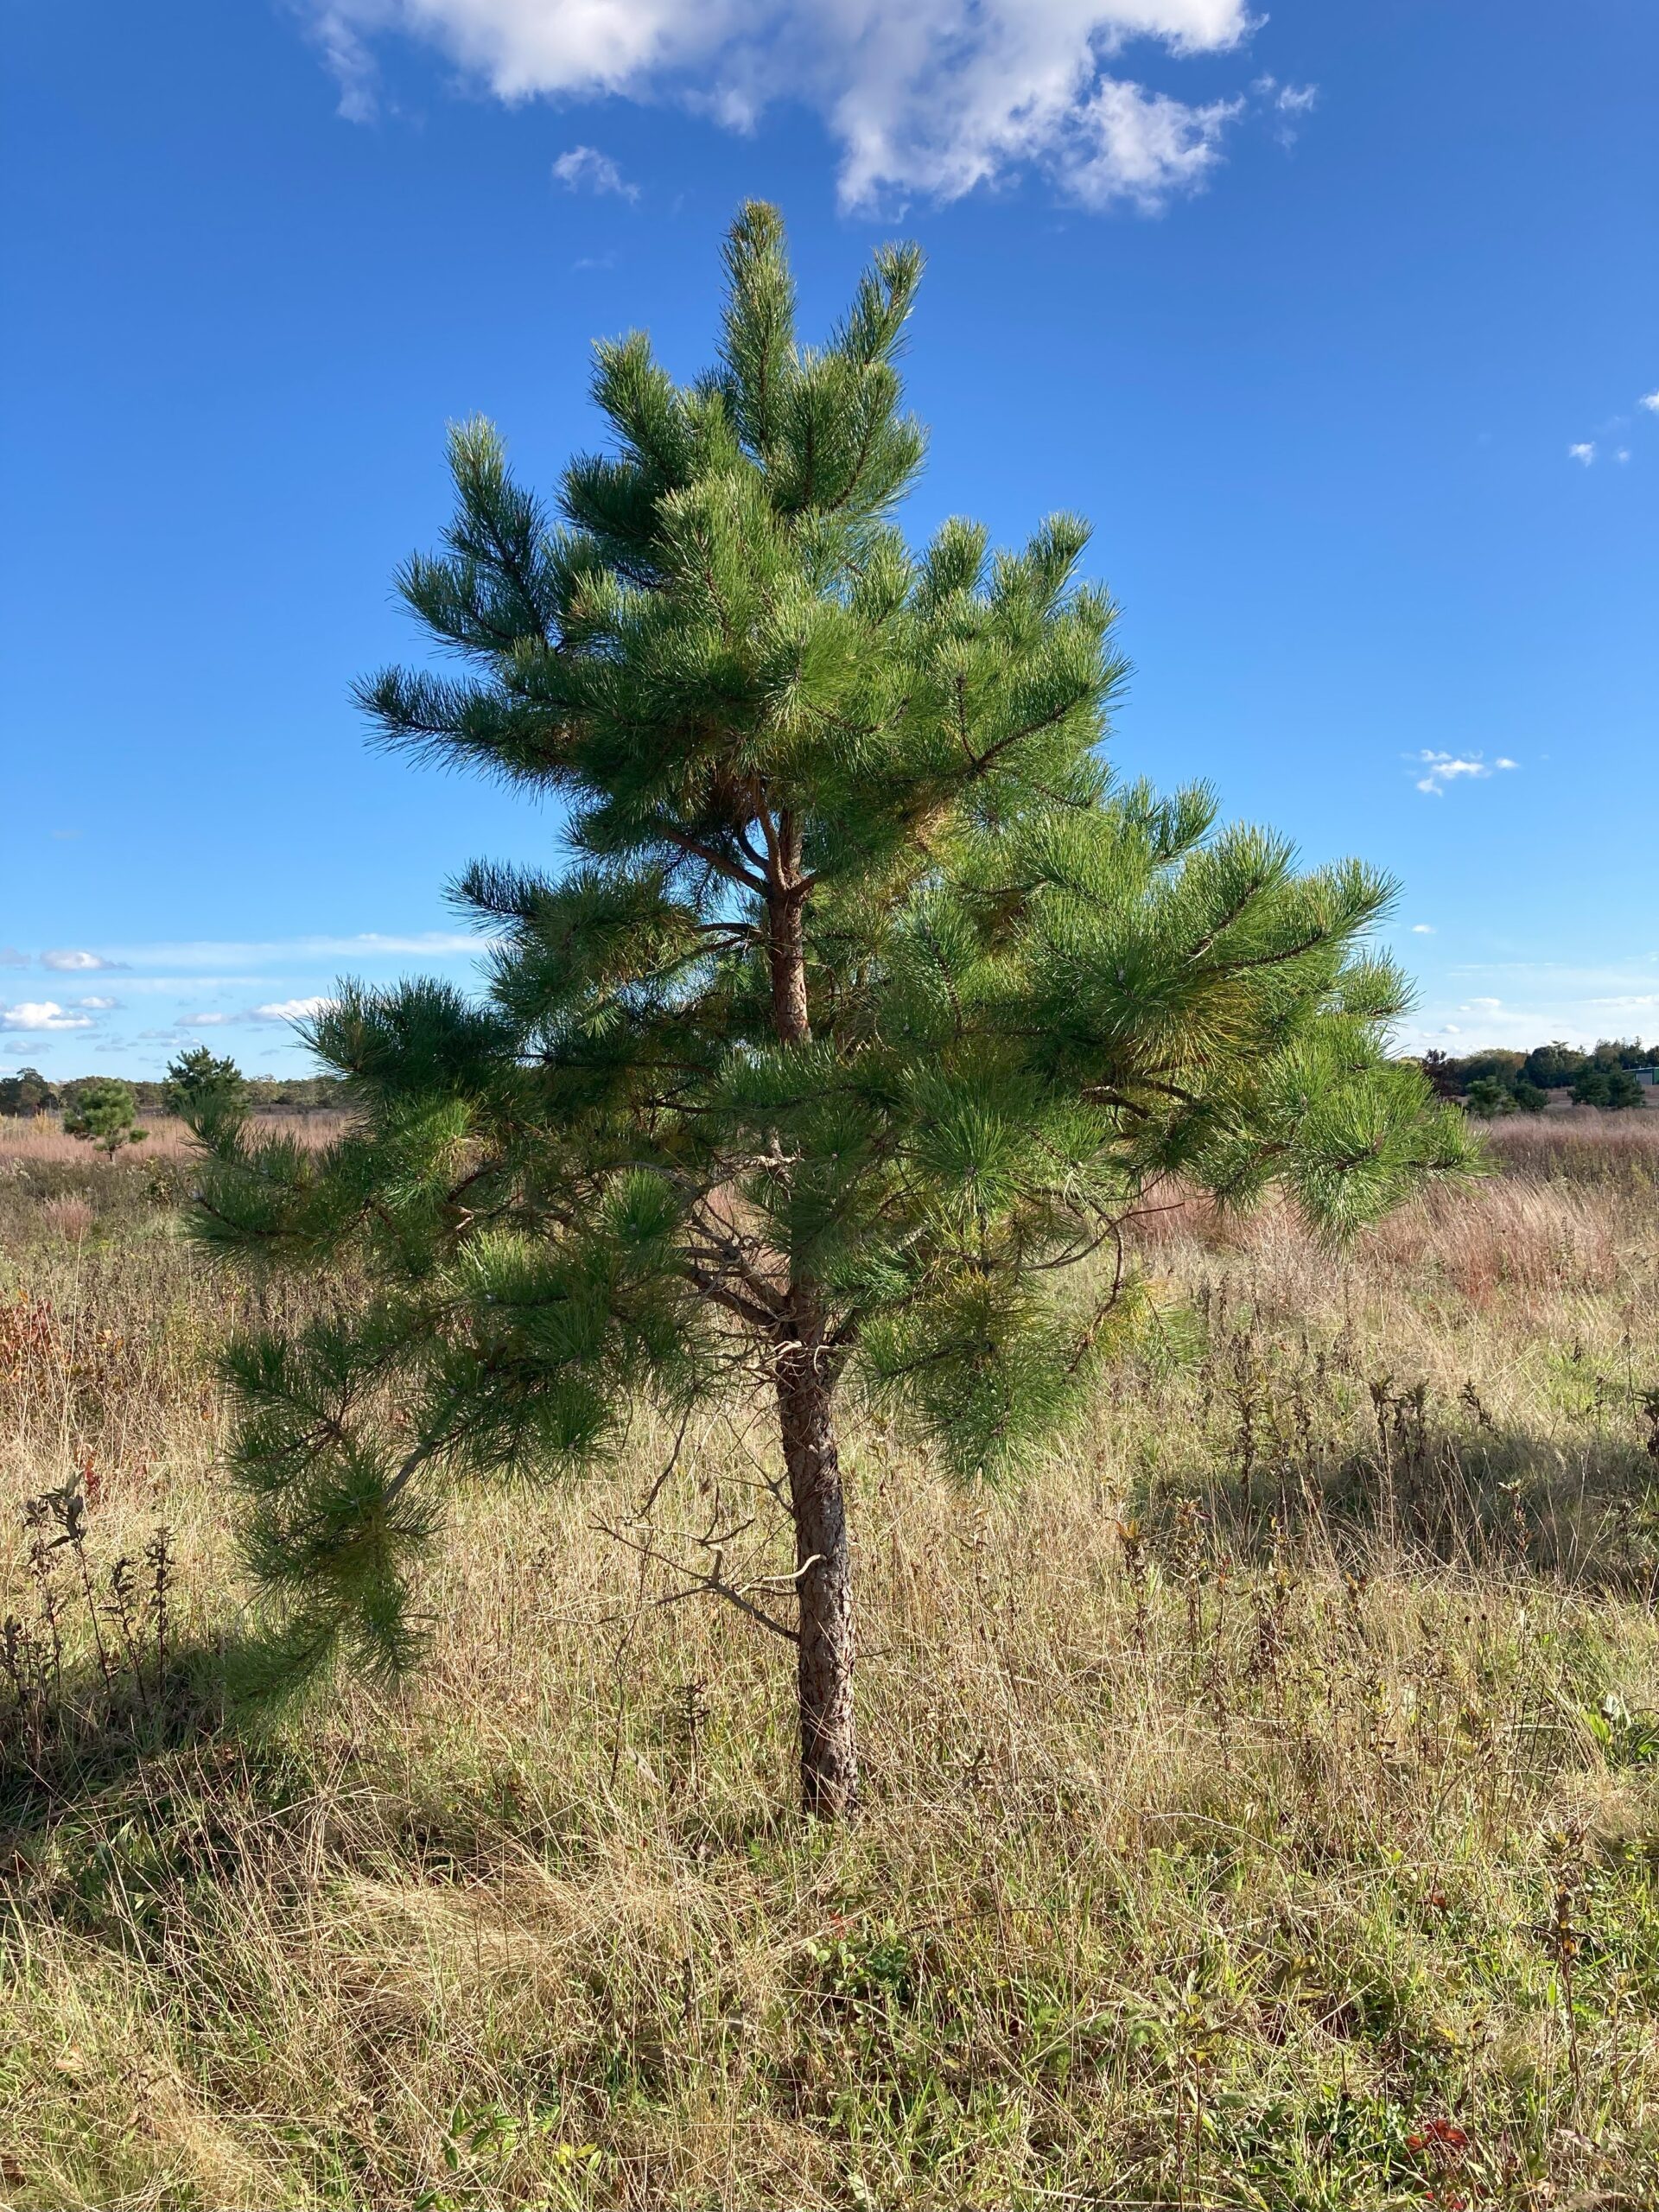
xmin=65 ymin=1077 xmax=147 ymax=1158
xmin=164 ymin=1046 xmax=248 ymax=1122
xmin=189 ymin=204 xmax=1471 ymax=1816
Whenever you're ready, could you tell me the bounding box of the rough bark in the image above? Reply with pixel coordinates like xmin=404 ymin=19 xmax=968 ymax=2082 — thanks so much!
xmin=776 ymin=1338 xmax=857 ymax=1817
xmin=763 ymin=810 xmax=856 ymax=1815
xmin=766 ymin=888 xmax=811 ymax=1045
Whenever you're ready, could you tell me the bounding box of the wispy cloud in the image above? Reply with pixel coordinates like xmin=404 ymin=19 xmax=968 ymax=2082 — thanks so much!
xmin=1568 ymin=442 xmax=1596 ymax=467
xmin=61 ymin=931 xmax=485 ymax=972
xmin=76 ymin=995 xmax=121 ymax=1011
xmin=0 ymin=948 xmax=28 ymax=969
xmin=297 ymin=1 xmax=1286 ymax=214
xmin=552 ymin=145 xmax=639 ymax=200
xmin=1641 ymin=391 xmax=1659 ymax=414
xmin=1396 ymin=954 xmax=1659 ymax=1056
xmin=1259 ymin=77 xmax=1318 ymax=116
xmin=1251 ymin=72 xmax=1316 ymax=145
xmin=1 ymin=1001 xmax=94 ymax=1033
xmin=251 ymin=997 xmax=336 ymax=1023
xmin=1411 ymin=751 xmax=1518 ymax=797
xmin=41 ymin=948 xmax=127 ymax=973
xmin=1410 ymin=924 xmax=1435 ymax=935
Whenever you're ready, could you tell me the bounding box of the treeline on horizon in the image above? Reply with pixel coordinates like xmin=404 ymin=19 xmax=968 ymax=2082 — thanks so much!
xmin=6 ymin=1035 xmax=1654 ymax=1123
xmin=1418 ymin=1038 xmax=1658 ymax=1116
xmin=0 ymin=1065 xmax=346 ymax=1116
xmin=3 ymin=1040 xmax=1654 ymax=1124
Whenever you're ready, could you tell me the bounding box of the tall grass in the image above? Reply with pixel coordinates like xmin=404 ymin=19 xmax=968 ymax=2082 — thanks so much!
xmin=3 ymin=1118 xmax=1659 ymax=2206
xmin=1484 ymin=1107 xmax=1659 ymax=1184
xmin=0 ymin=1110 xmax=341 ymax=1169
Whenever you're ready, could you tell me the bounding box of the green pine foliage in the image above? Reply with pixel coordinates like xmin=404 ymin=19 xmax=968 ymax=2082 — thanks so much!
xmin=1465 ymin=1077 xmax=1518 ymax=1120
xmin=1574 ymin=1067 xmax=1646 ymax=1111
xmin=190 ymin=204 xmax=1471 ymax=1754
xmin=164 ymin=1046 xmax=249 ymax=1132
xmin=63 ymin=1077 xmax=146 ymax=1158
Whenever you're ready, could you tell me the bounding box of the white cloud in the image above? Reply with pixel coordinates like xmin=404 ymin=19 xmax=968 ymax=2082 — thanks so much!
xmin=1568 ymin=442 xmax=1596 ymax=466
xmin=1250 ymin=72 xmax=1314 ymax=144
xmin=1641 ymin=391 xmax=1659 ymax=413
xmin=1617 ymin=448 xmax=1631 ymax=465
xmin=251 ymin=997 xmax=336 ymax=1022
xmin=41 ymin=948 xmax=126 ymax=972
xmin=0 ymin=948 xmax=28 ymax=969
xmin=552 ymin=145 xmax=639 ymax=199
xmin=299 ymin=0 xmax=1270 ymax=213
xmin=2 ymin=1001 xmax=93 ymax=1033
xmin=1411 ymin=751 xmax=1518 ymax=797
xmin=1410 ymin=924 xmax=1434 ymax=934
xmin=106 ymin=931 xmax=485 ymax=969
xmin=184 ymin=1012 xmax=232 ymax=1027
xmin=77 ymin=995 xmax=120 ymax=1011
xmin=1393 ymin=955 xmax=1659 ymax=1057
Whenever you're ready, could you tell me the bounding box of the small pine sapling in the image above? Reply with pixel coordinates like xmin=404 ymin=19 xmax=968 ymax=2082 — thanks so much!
xmin=64 ymin=1077 xmax=147 ymax=1159
xmin=189 ymin=204 xmax=1471 ymax=1816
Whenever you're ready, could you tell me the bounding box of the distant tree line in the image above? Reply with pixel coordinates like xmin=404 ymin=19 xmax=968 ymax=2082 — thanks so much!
xmin=1418 ymin=1039 xmax=1656 ymax=1118
xmin=6 ymin=1039 xmax=1649 ymax=1127
xmin=0 ymin=1059 xmax=347 ymax=1118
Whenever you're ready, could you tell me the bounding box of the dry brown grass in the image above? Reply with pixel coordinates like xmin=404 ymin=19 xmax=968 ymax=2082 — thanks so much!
xmin=4 ymin=1119 xmax=1659 ymax=2207
xmin=0 ymin=1110 xmax=343 ymax=1168
xmin=1484 ymin=1106 xmax=1659 ymax=1183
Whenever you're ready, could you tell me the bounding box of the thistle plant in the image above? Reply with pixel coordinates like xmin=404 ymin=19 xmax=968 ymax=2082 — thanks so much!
xmin=188 ymin=203 xmax=1471 ymax=1816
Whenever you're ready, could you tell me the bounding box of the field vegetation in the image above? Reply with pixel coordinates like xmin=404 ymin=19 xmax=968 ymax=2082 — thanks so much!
xmin=5 ymin=1110 xmax=1659 ymax=2205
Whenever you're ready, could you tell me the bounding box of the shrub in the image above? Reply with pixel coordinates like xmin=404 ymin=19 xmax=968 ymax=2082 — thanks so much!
xmin=63 ymin=1078 xmax=147 ymax=1158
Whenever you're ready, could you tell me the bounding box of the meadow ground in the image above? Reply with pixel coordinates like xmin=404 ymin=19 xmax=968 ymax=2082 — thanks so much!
xmin=5 ymin=1111 xmax=1659 ymax=2208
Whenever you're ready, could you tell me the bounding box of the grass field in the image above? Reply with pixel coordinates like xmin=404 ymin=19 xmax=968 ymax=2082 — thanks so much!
xmin=5 ymin=1110 xmax=1659 ymax=2208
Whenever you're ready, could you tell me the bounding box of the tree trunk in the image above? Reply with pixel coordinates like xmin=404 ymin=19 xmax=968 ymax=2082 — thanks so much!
xmin=766 ymin=888 xmax=811 ymax=1044
xmin=765 ymin=813 xmax=855 ymax=1815
xmin=776 ymin=1341 xmax=857 ymax=1818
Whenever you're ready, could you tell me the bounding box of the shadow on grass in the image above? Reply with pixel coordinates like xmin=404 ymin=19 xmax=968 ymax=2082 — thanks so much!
xmin=0 ymin=1635 xmax=233 ymax=1834
xmin=1119 ymin=1312 xmax=1659 ymax=1595
xmin=1125 ymin=1414 xmax=1659 ymax=1600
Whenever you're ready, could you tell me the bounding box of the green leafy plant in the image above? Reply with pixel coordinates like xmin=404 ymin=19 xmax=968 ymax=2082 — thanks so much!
xmin=1583 ymin=1694 xmax=1659 ymax=1769
xmin=63 ymin=1077 xmax=147 ymax=1159
xmin=188 ymin=203 xmax=1471 ymax=1816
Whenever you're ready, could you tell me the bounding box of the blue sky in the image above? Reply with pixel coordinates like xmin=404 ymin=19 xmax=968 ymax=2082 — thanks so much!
xmin=3 ymin=0 xmax=1656 ymax=1078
